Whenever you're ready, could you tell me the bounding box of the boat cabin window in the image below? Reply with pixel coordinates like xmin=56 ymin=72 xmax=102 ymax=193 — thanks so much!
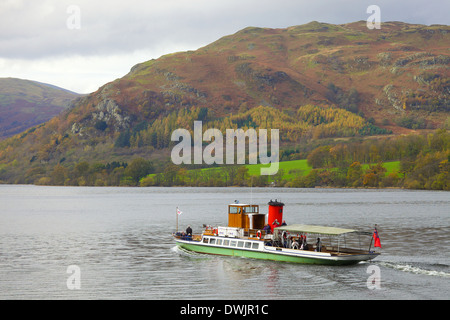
xmin=223 ymin=240 xmax=230 ymax=246
xmin=252 ymin=243 xmax=259 ymax=249
xmin=209 ymin=238 xmax=216 ymax=245
xmin=229 ymin=206 xmax=239 ymax=214
xmin=230 ymin=241 xmax=237 ymax=247
xmin=203 ymin=237 xmax=209 ymax=244
xmin=244 ymin=206 xmax=259 ymax=214
xmin=216 ymin=239 xmax=222 ymax=246
xmin=237 ymin=241 xmax=244 ymax=248
xmin=228 ymin=204 xmax=259 ymax=214
xmin=245 ymin=242 xmax=252 ymax=249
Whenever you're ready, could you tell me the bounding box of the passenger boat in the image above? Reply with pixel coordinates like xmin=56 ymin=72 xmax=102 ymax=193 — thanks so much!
xmin=173 ymin=200 xmax=380 ymax=266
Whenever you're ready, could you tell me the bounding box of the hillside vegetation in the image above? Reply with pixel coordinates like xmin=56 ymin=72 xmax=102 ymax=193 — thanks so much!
xmin=140 ymin=129 xmax=449 ymax=190
xmin=0 ymin=21 xmax=448 ymax=189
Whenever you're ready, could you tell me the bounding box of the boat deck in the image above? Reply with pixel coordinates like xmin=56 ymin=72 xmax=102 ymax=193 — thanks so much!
xmin=174 ymin=234 xmax=371 ymax=257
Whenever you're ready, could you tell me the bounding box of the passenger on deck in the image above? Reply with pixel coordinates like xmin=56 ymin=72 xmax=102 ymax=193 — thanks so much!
xmin=186 ymin=225 xmax=192 ymax=236
xmin=300 ymin=234 xmax=308 ymax=250
xmin=281 ymin=220 xmax=287 ymax=226
xmin=263 ymin=224 xmax=271 ymax=234
xmin=315 ymin=238 xmax=322 ymax=252
xmin=272 ymin=219 xmax=280 ymax=228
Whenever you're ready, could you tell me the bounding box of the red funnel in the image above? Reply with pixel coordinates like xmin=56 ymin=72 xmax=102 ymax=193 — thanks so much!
xmin=267 ymin=200 xmax=284 ymax=232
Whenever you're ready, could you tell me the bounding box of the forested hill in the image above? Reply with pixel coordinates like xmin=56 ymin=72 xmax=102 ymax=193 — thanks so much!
xmin=0 ymin=21 xmax=448 ymax=187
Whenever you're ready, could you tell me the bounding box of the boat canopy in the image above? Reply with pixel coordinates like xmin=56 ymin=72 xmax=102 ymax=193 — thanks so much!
xmin=275 ymin=224 xmax=357 ymax=236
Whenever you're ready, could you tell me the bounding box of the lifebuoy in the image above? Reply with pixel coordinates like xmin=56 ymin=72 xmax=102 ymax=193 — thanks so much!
xmin=256 ymin=230 xmax=262 ymax=239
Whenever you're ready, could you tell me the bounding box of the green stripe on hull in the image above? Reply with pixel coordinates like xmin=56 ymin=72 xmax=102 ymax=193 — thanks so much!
xmin=177 ymin=241 xmax=362 ymax=266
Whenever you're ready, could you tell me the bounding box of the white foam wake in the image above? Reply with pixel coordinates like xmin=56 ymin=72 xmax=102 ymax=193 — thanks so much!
xmin=380 ymin=261 xmax=450 ymax=278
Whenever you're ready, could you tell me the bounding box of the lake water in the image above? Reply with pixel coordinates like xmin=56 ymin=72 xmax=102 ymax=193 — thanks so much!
xmin=0 ymin=185 xmax=449 ymax=300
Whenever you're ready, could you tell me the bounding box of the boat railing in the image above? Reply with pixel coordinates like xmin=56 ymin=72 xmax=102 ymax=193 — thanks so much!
xmin=242 ymin=228 xmax=266 ymax=239
xmin=173 ymin=232 xmax=201 ymax=241
xmin=202 ymin=227 xmax=268 ymax=240
xmin=267 ymin=241 xmax=371 ymax=255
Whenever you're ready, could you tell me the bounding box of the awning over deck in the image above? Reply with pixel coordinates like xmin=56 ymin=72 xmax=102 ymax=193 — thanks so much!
xmin=275 ymin=224 xmax=357 ymax=236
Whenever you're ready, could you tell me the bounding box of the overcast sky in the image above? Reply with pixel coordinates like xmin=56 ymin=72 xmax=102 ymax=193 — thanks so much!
xmin=0 ymin=0 xmax=448 ymax=94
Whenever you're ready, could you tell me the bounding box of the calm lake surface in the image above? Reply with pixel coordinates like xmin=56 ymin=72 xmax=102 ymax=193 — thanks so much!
xmin=0 ymin=185 xmax=449 ymax=300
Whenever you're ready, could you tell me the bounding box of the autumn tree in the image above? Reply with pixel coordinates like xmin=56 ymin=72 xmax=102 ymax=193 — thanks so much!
xmin=124 ymin=158 xmax=154 ymax=185
xmin=347 ymin=161 xmax=363 ymax=187
xmin=363 ymin=162 xmax=386 ymax=187
xmin=235 ymin=166 xmax=250 ymax=186
xmin=307 ymin=146 xmax=331 ymax=168
xmin=50 ymin=164 xmax=68 ymax=185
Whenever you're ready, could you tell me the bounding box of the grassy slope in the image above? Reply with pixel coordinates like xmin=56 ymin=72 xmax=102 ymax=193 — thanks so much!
xmin=246 ymin=159 xmax=312 ymax=179
xmin=247 ymin=160 xmax=400 ymax=180
xmin=148 ymin=159 xmax=401 ymax=183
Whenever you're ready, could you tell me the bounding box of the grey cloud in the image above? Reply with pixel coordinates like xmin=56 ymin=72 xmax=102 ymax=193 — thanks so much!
xmin=1 ymin=0 xmax=448 ymax=60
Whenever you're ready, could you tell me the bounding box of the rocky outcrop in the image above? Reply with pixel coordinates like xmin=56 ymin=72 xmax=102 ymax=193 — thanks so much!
xmin=92 ymin=99 xmax=130 ymax=131
xmin=383 ymin=84 xmax=403 ymax=111
xmin=71 ymin=99 xmax=130 ymax=136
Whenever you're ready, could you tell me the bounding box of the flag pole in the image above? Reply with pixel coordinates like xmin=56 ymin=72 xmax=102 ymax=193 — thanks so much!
xmin=368 ymin=224 xmax=378 ymax=252
xmin=176 ymin=206 xmax=178 ymax=233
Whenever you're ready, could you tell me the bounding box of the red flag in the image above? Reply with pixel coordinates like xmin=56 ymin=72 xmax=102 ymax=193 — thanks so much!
xmin=373 ymin=228 xmax=382 ymax=248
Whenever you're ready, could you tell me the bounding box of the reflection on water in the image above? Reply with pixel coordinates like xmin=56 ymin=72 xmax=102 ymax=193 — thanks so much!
xmin=0 ymin=185 xmax=449 ymax=299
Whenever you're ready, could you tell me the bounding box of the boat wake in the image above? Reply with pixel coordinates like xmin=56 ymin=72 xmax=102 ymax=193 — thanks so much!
xmin=171 ymin=245 xmax=209 ymax=258
xmin=379 ymin=261 xmax=450 ymax=278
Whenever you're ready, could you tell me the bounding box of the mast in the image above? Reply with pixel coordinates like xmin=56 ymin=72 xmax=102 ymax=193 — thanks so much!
xmin=368 ymin=224 xmax=378 ymax=252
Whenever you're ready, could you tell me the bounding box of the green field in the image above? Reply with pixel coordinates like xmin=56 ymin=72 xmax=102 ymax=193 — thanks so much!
xmin=141 ymin=158 xmax=403 ymax=188
xmin=146 ymin=159 xmax=401 ymax=183
xmin=245 ymin=159 xmax=311 ymax=180
xmin=246 ymin=160 xmax=400 ymax=179
xmin=362 ymin=161 xmax=401 ymax=176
